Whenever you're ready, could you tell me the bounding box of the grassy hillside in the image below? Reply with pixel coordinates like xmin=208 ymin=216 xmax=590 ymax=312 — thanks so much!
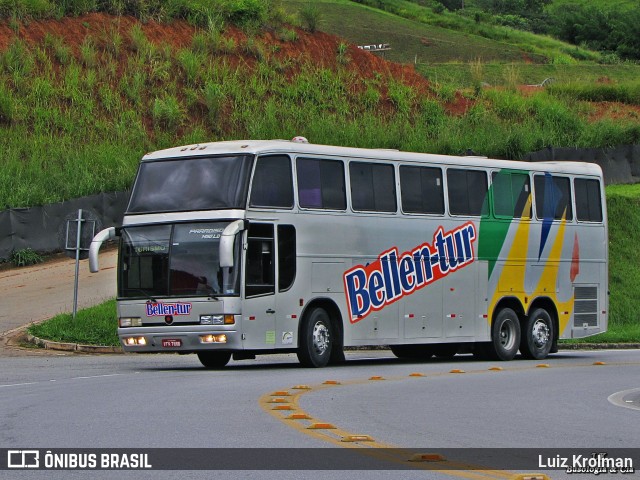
xmin=283 ymin=0 xmax=542 ymax=64
xmin=1 ymin=13 xmax=640 ymax=208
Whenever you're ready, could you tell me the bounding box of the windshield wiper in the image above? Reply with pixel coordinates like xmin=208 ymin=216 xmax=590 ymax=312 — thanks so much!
xmin=129 ymin=288 xmax=158 ymax=303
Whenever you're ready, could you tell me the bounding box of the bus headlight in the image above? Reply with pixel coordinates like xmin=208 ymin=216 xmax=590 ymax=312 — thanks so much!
xmin=119 ymin=317 xmax=142 ymax=327
xmin=124 ymin=337 xmax=146 ymax=346
xmin=199 ymin=334 xmax=227 ymax=344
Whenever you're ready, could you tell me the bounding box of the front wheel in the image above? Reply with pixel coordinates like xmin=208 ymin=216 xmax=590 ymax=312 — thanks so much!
xmin=297 ymin=308 xmax=333 ymax=367
xmin=520 ymin=308 xmax=554 ymax=360
xmin=484 ymin=308 xmax=521 ymax=361
xmin=197 ymin=351 xmax=231 ymax=369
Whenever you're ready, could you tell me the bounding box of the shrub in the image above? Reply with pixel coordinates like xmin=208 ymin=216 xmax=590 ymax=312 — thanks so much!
xmin=178 ymin=50 xmax=202 ymax=85
xmin=11 ymin=248 xmax=44 ymax=267
xmin=299 ymin=3 xmax=321 ymax=33
xmin=79 ymin=36 xmax=98 ymax=67
xmin=1 ymin=39 xmax=34 ymax=76
xmin=152 ymin=95 xmax=184 ymax=131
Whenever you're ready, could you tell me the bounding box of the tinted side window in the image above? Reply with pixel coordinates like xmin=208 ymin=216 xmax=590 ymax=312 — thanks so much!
xmin=534 ymin=174 xmax=573 ymax=221
xmin=297 ymin=158 xmax=346 ymax=210
xmin=349 ymin=162 xmax=397 ymax=212
xmin=245 ymin=223 xmax=274 ymax=297
xmin=574 ymin=178 xmax=603 ymax=222
xmin=447 ymin=169 xmax=488 ymax=216
xmin=249 ymin=155 xmax=293 ymax=208
xmin=492 ymin=171 xmax=531 ymax=218
xmin=278 ymin=225 xmax=296 ymax=291
xmin=400 ymin=166 xmax=444 ymax=214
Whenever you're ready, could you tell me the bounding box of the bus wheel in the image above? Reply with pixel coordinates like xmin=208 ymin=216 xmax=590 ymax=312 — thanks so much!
xmin=390 ymin=345 xmax=433 ymax=360
xmin=297 ymin=308 xmax=332 ymax=368
xmin=520 ymin=308 xmax=554 ymax=360
xmin=197 ymin=351 xmax=231 ymax=369
xmin=487 ymin=308 xmax=521 ymax=361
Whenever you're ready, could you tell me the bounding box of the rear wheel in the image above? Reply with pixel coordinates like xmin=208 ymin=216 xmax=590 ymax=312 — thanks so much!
xmin=520 ymin=308 xmax=554 ymax=360
xmin=485 ymin=308 xmax=521 ymax=361
xmin=390 ymin=345 xmax=434 ymax=360
xmin=297 ymin=308 xmax=332 ymax=367
xmin=197 ymin=351 xmax=231 ymax=369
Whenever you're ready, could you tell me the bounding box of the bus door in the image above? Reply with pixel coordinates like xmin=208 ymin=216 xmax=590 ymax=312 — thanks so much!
xmin=242 ymin=223 xmax=277 ymax=349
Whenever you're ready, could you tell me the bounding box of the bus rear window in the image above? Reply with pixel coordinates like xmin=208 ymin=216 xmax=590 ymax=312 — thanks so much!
xmin=574 ymin=178 xmax=603 ymax=222
xmin=127 ymin=155 xmax=253 ymax=214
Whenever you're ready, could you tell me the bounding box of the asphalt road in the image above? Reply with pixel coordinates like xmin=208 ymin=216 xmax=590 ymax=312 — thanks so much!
xmin=1 ymin=254 xmax=638 ymax=479
xmin=1 ymin=348 xmax=638 ymax=480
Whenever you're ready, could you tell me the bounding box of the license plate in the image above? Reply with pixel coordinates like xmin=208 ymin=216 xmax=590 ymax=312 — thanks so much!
xmin=162 ymin=339 xmax=181 ymax=348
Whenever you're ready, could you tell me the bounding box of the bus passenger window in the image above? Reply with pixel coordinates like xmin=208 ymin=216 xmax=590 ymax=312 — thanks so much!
xmin=574 ymin=178 xmax=603 ymax=222
xmin=534 ymin=174 xmax=573 ymax=221
xmin=297 ymin=158 xmax=346 ymax=210
xmin=250 ymin=155 xmax=293 ymax=208
xmin=447 ymin=169 xmax=488 ymax=216
xmin=245 ymin=224 xmax=275 ymax=297
xmin=400 ymin=165 xmax=444 ymax=214
xmin=349 ymin=162 xmax=396 ymax=212
xmin=492 ymin=171 xmax=531 ymax=218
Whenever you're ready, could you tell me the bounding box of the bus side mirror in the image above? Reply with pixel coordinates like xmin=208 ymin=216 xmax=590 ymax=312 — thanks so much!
xmin=219 ymin=220 xmax=245 ymax=268
xmin=89 ymin=227 xmax=117 ymax=273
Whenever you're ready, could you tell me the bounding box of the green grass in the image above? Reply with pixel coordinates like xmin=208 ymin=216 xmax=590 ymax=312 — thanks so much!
xmin=0 ymin=0 xmax=274 ymax=27
xmin=28 ymin=299 xmax=119 ymax=346
xmin=560 ymin=323 xmax=640 ymax=344
xmin=283 ymin=0 xmax=543 ymax=64
xmin=417 ymin=63 xmax=640 ymax=89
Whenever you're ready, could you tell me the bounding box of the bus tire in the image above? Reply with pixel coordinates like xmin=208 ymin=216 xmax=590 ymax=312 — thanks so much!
xmin=487 ymin=308 xmax=521 ymax=361
xmin=390 ymin=345 xmax=434 ymax=360
xmin=297 ymin=307 xmax=332 ymax=368
xmin=520 ymin=308 xmax=554 ymax=360
xmin=197 ymin=351 xmax=231 ymax=369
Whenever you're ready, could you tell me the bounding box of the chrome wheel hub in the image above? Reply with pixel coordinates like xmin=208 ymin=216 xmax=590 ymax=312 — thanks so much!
xmin=532 ymin=319 xmax=550 ymax=348
xmin=312 ymin=322 xmax=330 ymax=355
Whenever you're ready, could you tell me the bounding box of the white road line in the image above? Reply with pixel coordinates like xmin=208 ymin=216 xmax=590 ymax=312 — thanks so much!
xmin=0 ymin=373 xmax=126 ymax=388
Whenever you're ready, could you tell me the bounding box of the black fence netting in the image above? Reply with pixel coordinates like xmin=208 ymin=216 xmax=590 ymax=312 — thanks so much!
xmin=0 ymin=191 xmax=129 ymax=261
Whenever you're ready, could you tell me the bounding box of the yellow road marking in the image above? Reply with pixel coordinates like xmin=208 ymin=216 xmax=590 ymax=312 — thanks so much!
xmin=260 ymin=361 xmax=640 ymax=479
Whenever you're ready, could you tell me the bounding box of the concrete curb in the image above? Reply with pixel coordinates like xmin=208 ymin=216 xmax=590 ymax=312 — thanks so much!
xmin=25 ymin=333 xmax=123 ymax=354
xmin=558 ymin=343 xmax=640 ymax=350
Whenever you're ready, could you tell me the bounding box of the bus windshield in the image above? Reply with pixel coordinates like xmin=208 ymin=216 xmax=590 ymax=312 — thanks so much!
xmin=127 ymin=155 xmax=254 ymax=214
xmin=119 ymin=222 xmax=241 ymax=299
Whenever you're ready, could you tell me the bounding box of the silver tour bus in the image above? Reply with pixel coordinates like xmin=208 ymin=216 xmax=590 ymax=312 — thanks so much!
xmin=90 ymin=138 xmax=608 ymax=368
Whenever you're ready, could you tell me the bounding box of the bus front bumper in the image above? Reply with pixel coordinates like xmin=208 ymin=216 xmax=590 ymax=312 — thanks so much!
xmin=118 ymin=326 xmax=241 ymax=353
